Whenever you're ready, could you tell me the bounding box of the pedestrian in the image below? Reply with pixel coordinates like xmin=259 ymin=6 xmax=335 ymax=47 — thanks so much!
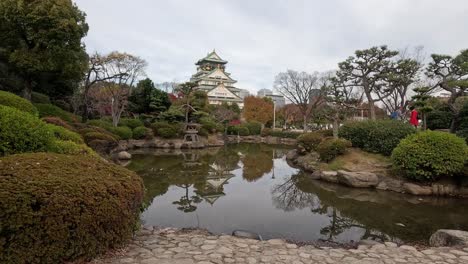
xmin=409 ymin=106 xmax=418 ymax=127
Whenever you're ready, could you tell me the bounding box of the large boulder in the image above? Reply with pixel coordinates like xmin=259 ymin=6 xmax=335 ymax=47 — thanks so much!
xmin=403 ymin=183 xmax=433 ymax=196
xmin=117 ymin=151 xmax=132 ymax=160
xmin=337 ymin=170 xmax=379 ymax=188
xmin=321 ymin=171 xmax=339 ymax=183
xmin=295 ymin=152 xmax=320 ymax=172
xmin=429 ymin=229 xmax=468 ymax=247
xmin=376 ymin=176 xmax=404 ymax=193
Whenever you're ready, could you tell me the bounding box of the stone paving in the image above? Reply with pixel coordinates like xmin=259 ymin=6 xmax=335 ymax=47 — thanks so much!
xmin=91 ymin=227 xmax=468 ymax=264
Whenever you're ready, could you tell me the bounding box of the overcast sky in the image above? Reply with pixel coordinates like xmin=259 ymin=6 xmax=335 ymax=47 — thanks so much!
xmin=74 ymin=0 xmax=468 ymax=94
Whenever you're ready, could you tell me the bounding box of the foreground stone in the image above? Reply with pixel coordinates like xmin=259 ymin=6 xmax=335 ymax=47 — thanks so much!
xmin=90 ymin=228 xmax=468 ymax=264
xmin=430 ymin=229 xmax=468 ymax=247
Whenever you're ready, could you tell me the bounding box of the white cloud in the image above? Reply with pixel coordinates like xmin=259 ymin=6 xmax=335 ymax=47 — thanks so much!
xmin=74 ymin=0 xmax=468 ymax=94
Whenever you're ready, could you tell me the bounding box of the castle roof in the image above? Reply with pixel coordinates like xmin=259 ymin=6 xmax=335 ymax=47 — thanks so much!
xmin=196 ymin=49 xmax=227 ymax=65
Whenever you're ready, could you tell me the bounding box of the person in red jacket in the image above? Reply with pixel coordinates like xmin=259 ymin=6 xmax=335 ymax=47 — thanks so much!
xmin=409 ymin=106 xmax=419 ymax=127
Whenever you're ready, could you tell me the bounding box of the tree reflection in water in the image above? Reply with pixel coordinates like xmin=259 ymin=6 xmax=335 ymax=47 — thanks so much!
xmin=272 ymin=173 xmax=391 ymax=242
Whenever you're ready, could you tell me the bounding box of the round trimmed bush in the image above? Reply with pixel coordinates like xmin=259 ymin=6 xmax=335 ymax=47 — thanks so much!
xmin=0 ymin=153 xmax=144 ymax=263
xmin=317 ymin=138 xmax=352 ymax=162
xmin=132 ymin=126 xmax=153 ymax=140
xmin=119 ymin=118 xmax=144 ymax=129
xmin=0 ymin=90 xmax=38 ymax=115
xmin=198 ymin=127 xmax=209 ymax=137
xmin=47 ymin=140 xmax=96 ymax=156
xmin=108 ymin=126 xmax=133 ymax=140
xmin=35 ymin=103 xmax=80 ymax=123
xmin=0 ymin=105 xmax=53 ymax=155
xmin=245 ymin=121 xmax=262 ymax=135
xmin=426 ymin=110 xmax=452 ymax=130
xmin=84 ymin=132 xmax=118 ymax=143
xmin=46 ymin=124 xmax=84 ymax=144
xmin=456 ymin=129 xmax=468 ymax=144
xmin=42 ymin=116 xmax=74 ymax=130
xmin=297 ymin=132 xmax=323 ymax=152
xmin=31 ymin=92 xmax=51 ymax=104
xmin=316 ymin=129 xmax=334 ymax=137
xmin=238 ymin=126 xmax=250 ymax=136
xmin=157 ymin=127 xmax=178 ymax=138
xmin=87 ymin=119 xmax=113 ymax=130
xmin=339 ymin=120 xmax=415 ymax=155
xmin=392 ymin=131 xmax=468 ymax=181
xmin=199 ymin=117 xmax=217 ymax=133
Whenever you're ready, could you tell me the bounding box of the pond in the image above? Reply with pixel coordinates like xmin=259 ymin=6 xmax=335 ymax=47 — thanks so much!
xmin=126 ymin=143 xmax=468 ymax=245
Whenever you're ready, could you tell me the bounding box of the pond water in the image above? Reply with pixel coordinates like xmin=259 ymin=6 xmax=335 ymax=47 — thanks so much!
xmin=127 ymin=143 xmax=468 ymax=245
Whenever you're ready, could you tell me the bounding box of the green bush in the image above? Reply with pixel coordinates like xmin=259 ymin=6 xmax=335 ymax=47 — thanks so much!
xmin=0 ymin=90 xmax=38 ymax=115
xmin=46 ymin=124 xmax=84 ymax=144
xmin=316 ymin=129 xmax=334 ymax=137
xmin=31 ymin=92 xmax=51 ymax=104
xmin=266 ymin=130 xmax=302 ymax=139
xmin=426 ymin=110 xmax=452 ymax=130
xmin=227 ymin=125 xmax=239 ymax=135
xmin=456 ymin=129 xmax=468 ymax=144
xmin=119 ymin=118 xmax=144 ymax=129
xmin=245 ymin=121 xmax=262 ymax=135
xmin=339 ymin=120 xmax=415 ymax=156
xmin=108 ymin=126 xmax=133 ymax=140
xmin=87 ymin=119 xmax=113 ymax=130
xmin=35 ymin=103 xmax=79 ymax=123
xmin=47 ymin=140 xmax=96 ymax=156
xmin=297 ymin=132 xmax=323 ymax=152
xmin=392 ymin=131 xmax=468 ymax=181
xmin=42 ymin=116 xmax=74 ymax=130
xmin=0 ymin=153 xmax=144 ymax=263
xmin=132 ymin=126 xmax=153 ymax=139
xmin=317 ymin=138 xmax=352 ymax=162
xmin=261 ymin=128 xmax=271 ymax=137
xmin=237 ymin=126 xmax=250 ymax=136
xmin=198 ymin=127 xmax=209 ymax=137
xmin=199 ymin=117 xmax=217 ymax=133
xmin=158 ymin=127 xmax=178 ymax=138
xmin=0 ymin=105 xmax=53 ymax=156
xmin=84 ymin=132 xmax=118 ymax=143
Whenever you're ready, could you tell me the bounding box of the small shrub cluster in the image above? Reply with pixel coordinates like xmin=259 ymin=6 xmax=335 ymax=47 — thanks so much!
xmin=0 ymin=105 xmax=53 ymax=155
xmin=132 ymin=126 xmax=153 ymax=139
xmin=31 ymin=92 xmax=51 ymax=104
xmin=46 ymin=124 xmax=84 ymax=144
xmin=151 ymin=121 xmax=181 ymax=138
xmin=392 ymin=131 xmax=468 ymax=181
xmin=265 ymin=130 xmax=302 ymax=139
xmin=0 ymin=153 xmax=144 ymax=263
xmin=315 ymin=129 xmax=334 ymax=137
xmin=297 ymin=132 xmax=323 ymax=152
xmin=83 ymin=132 xmax=118 ymax=143
xmin=227 ymin=125 xmax=250 ymax=136
xmin=317 ymin=138 xmax=352 ymax=162
xmin=245 ymin=121 xmax=262 ymax=135
xmin=426 ymin=110 xmax=453 ymax=130
xmin=339 ymin=120 xmax=415 ymax=155
xmin=42 ymin=116 xmax=74 ymax=130
xmin=199 ymin=117 xmax=217 ymax=133
xmin=0 ymin=90 xmax=38 ymax=115
xmin=35 ymin=103 xmax=80 ymax=123
xmin=456 ymin=129 xmax=468 ymax=144
xmin=47 ymin=140 xmax=96 ymax=156
xmin=87 ymin=119 xmax=113 ymax=130
xmin=119 ymin=118 xmax=144 ymax=129
xmin=108 ymin=126 xmax=133 ymax=140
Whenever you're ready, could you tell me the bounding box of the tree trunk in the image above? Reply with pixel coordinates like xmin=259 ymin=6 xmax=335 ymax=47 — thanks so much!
xmin=332 ymin=114 xmax=339 ymax=139
xmin=303 ymin=114 xmax=308 ymax=132
xmin=449 ymin=114 xmax=457 ymax=133
xmin=81 ymin=91 xmax=89 ymax=122
xmin=364 ymin=89 xmax=376 ymax=120
xmin=22 ymin=80 xmax=33 ymax=101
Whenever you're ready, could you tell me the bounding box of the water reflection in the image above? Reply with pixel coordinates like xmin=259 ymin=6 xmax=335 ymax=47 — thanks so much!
xmin=127 ymin=143 xmax=468 ymax=244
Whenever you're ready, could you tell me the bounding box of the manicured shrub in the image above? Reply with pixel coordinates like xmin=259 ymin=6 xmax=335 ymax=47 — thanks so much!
xmin=87 ymin=119 xmax=113 ymax=130
xmin=339 ymin=120 xmax=415 ymax=156
xmin=31 ymin=92 xmax=51 ymax=104
xmin=108 ymin=126 xmax=133 ymax=140
xmin=237 ymin=126 xmax=250 ymax=136
xmin=266 ymin=130 xmax=302 ymax=139
xmin=0 ymin=90 xmax=38 ymax=115
xmin=316 ymin=129 xmax=334 ymax=137
xmin=456 ymin=129 xmax=468 ymax=144
xmin=199 ymin=117 xmax=217 ymax=133
xmin=0 ymin=153 xmax=144 ymax=263
xmin=392 ymin=131 xmax=468 ymax=181
xmin=119 ymin=118 xmax=144 ymax=129
xmin=297 ymin=132 xmax=323 ymax=152
xmin=245 ymin=121 xmax=262 ymax=135
xmin=0 ymin=105 xmax=53 ymax=155
xmin=46 ymin=124 xmax=84 ymax=144
xmin=132 ymin=126 xmax=153 ymax=139
xmin=198 ymin=127 xmax=209 ymax=137
xmin=426 ymin=110 xmax=452 ymax=130
xmin=261 ymin=128 xmax=271 ymax=137
xmin=227 ymin=125 xmax=239 ymax=135
xmin=47 ymin=140 xmax=96 ymax=156
xmin=317 ymin=138 xmax=352 ymax=162
xmin=157 ymin=127 xmax=178 ymax=138
xmin=35 ymin=103 xmax=79 ymax=123
xmin=84 ymin=132 xmax=118 ymax=143
xmin=42 ymin=116 xmax=74 ymax=130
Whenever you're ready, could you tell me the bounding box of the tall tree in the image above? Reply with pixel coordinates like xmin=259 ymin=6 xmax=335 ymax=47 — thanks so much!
xmin=243 ymin=96 xmax=274 ymax=125
xmin=128 ymin=78 xmax=171 ymax=114
xmin=412 ymin=87 xmax=433 ymax=130
xmin=336 ymin=46 xmax=399 ymax=120
xmin=274 ymin=70 xmax=322 ymax=131
xmin=426 ymin=49 xmax=468 ymax=132
xmin=0 ymin=0 xmax=88 ymax=100
xmin=174 ymin=82 xmax=198 ymax=124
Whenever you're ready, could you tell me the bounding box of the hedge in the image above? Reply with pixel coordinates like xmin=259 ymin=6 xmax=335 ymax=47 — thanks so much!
xmin=0 ymin=105 xmax=53 ymax=156
xmin=108 ymin=126 xmax=133 ymax=140
xmin=119 ymin=118 xmax=144 ymax=129
xmin=227 ymin=125 xmax=250 ymax=136
xmin=245 ymin=121 xmax=262 ymax=135
xmin=266 ymin=130 xmax=302 ymax=139
xmin=151 ymin=121 xmax=181 ymax=138
xmin=0 ymin=153 xmax=144 ymax=263
xmin=339 ymin=120 xmax=415 ymax=155
xmin=31 ymin=92 xmax=51 ymax=104
xmin=157 ymin=127 xmax=178 ymax=138
xmin=392 ymin=131 xmax=468 ymax=181
xmin=84 ymin=132 xmax=118 ymax=143
xmin=0 ymin=90 xmax=38 ymax=115
xmin=317 ymin=138 xmax=352 ymax=162
xmin=132 ymin=126 xmax=153 ymax=140
xmin=456 ymin=129 xmax=468 ymax=144
xmin=35 ymin=103 xmax=80 ymax=123
xmin=297 ymin=132 xmax=323 ymax=152
xmin=42 ymin=116 xmax=74 ymax=130
xmin=87 ymin=119 xmax=113 ymax=130
xmin=47 ymin=140 xmax=96 ymax=156
xmin=199 ymin=117 xmax=217 ymax=133
xmin=46 ymin=124 xmax=84 ymax=144
xmin=426 ymin=110 xmax=452 ymax=130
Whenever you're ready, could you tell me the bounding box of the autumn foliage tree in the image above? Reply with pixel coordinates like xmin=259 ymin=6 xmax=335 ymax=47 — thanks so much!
xmin=243 ymin=96 xmax=274 ymax=125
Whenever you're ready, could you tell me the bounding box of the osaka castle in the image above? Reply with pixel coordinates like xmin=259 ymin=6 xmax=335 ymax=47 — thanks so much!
xmin=190 ymin=50 xmax=244 ymax=108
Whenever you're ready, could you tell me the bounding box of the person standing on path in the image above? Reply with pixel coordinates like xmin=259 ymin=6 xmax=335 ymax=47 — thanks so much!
xmin=409 ymin=106 xmax=419 ymax=127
